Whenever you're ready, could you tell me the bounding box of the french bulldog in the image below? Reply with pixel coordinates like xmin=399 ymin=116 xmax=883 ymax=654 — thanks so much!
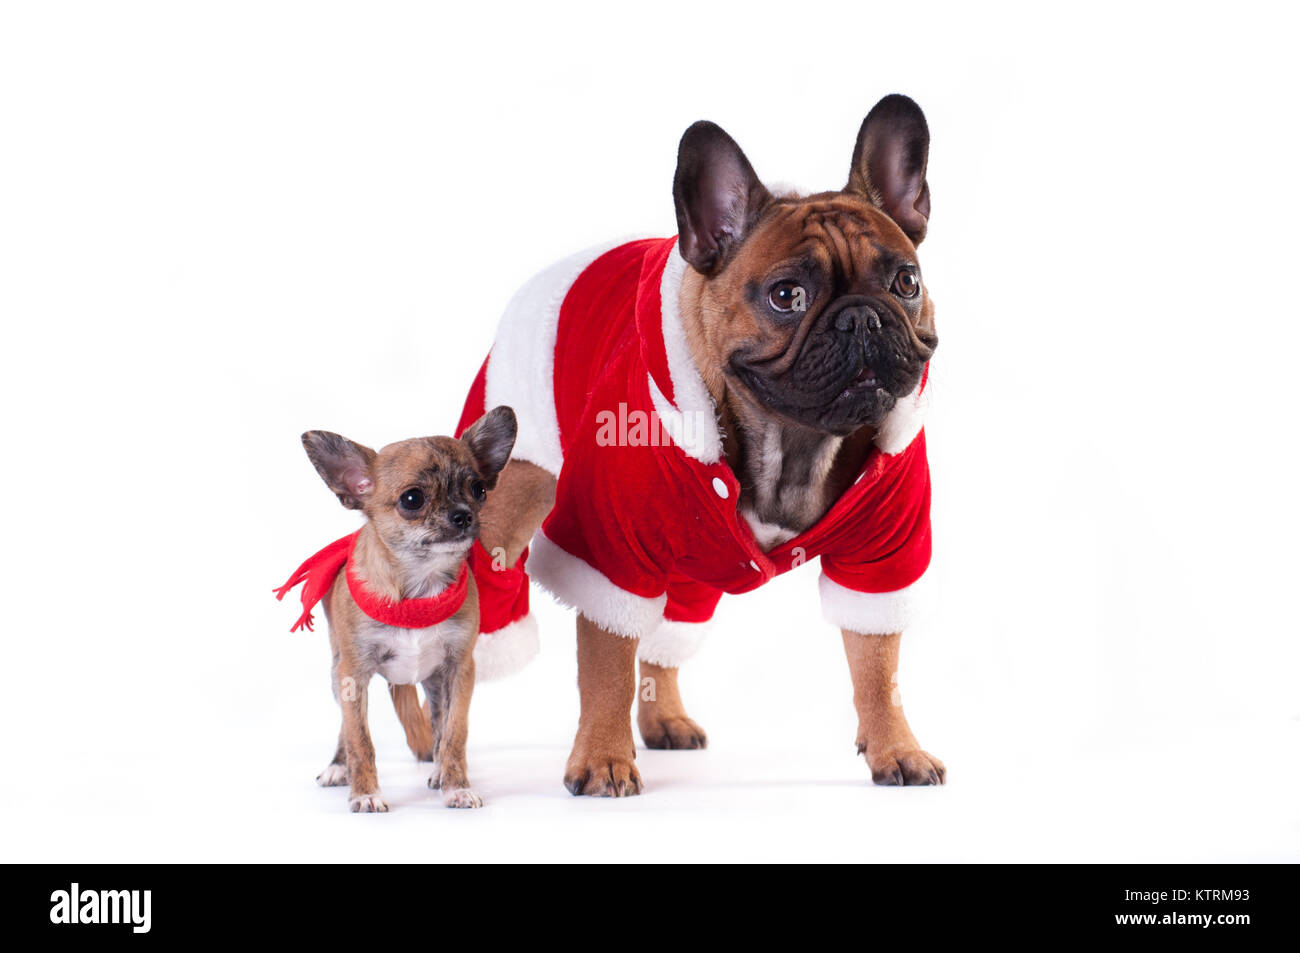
xmin=433 ymin=93 xmax=944 ymax=795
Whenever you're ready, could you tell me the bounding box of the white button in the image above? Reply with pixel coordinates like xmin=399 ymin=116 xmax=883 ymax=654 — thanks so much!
xmin=749 ymin=560 xmax=760 ymax=572
xmin=712 ymin=477 xmax=729 ymax=499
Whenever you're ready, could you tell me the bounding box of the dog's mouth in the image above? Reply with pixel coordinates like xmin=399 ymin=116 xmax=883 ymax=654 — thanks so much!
xmin=847 ymin=365 xmax=882 ymax=391
xmin=730 ymin=334 xmax=920 ymax=432
xmin=729 ymin=298 xmax=934 ymax=434
xmin=416 ymin=534 xmax=474 ymax=553
xmin=731 ymin=358 xmax=897 ymax=435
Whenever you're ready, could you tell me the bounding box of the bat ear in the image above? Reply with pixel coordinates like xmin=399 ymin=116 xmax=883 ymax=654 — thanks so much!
xmin=673 ymin=120 xmax=772 ymax=275
xmin=460 ymin=406 xmax=516 ymax=488
xmin=846 ymin=94 xmax=931 ymax=244
xmin=301 ymin=431 xmax=377 ymax=510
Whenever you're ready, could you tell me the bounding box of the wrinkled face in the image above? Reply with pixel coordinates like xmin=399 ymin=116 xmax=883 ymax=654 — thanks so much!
xmin=672 ymin=94 xmax=937 ymax=435
xmin=365 ymin=438 xmax=490 ymax=558
xmin=707 ymin=195 xmax=936 ymax=434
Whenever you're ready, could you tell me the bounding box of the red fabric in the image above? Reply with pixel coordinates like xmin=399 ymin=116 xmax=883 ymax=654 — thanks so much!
xmin=633 ymin=239 xmax=679 ymax=405
xmin=469 ymin=541 xmax=530 ymax=634
xmin=273 ymin=531 xmax=470 ymax=632
xmin=459 ymin=237 xmax=932 ymax=627
xmin=552 ymin=240 xmax=662 ymax=452
xmin=663 ymin=574 xmax=726 ymax=625
xmin=272 ymin=532 xmax=357 ymax=632
xmin=455 ymin=365 xmax=533 ymax=635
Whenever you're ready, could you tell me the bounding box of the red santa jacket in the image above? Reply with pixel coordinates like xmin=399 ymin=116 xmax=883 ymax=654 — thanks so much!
xmin=457 ymin=237 xmax=932 ymax=667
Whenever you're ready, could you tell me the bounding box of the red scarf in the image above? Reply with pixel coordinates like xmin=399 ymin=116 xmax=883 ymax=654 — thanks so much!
xmin=273 ymin=530 xmax=470 ymax=632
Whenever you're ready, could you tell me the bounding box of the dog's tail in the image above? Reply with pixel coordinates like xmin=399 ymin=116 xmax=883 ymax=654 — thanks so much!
xmin=389 ymin=684 xmax=434 ymax=762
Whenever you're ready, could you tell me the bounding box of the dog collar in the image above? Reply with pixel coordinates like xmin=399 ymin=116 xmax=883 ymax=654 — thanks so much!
xmin=274 ymin=530 xmax=470 ymax=632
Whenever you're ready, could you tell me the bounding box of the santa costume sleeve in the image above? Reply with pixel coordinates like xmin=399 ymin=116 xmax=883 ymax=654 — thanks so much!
xmin=818 ymin=430 xmax=933 ymax=635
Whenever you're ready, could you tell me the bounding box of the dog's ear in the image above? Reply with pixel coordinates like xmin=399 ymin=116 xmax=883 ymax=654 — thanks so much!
xmin=301 ymin=431 xmax=377 ymax=510
xmin=673 ymin=121 xmax=771 ymax=276
xmin=846 ymin=94 xmax=931 ymax=244
xmin=460 ymin=406 xmax=517 ymax=489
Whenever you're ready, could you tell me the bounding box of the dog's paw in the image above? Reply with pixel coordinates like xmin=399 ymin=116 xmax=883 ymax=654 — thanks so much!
xmin=442 ymin=788 xmax=483 ymax=809
xmin=865 ymin=747 xmax=946 ymax=786
xmin=564 ymin=746 xmax=643 ymax=798
xmin=348 ymin=792 xmax=390 ymax=813
xmin=316 ymin=763 xmax=348 ymax=787
xmin=639 ymin=714 xmax=708 ymax=750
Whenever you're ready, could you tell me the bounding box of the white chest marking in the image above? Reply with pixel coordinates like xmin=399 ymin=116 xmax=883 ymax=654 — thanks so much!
xmin=359 ymin=616 xmax=472 ymax=686
xmin=741 ymin=506 xmax=799 ymax=551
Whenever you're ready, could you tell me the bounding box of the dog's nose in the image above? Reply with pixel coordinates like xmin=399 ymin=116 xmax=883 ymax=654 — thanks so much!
xmin=834 ymin=305 xmax=883 ymax=334
xmin=449 ymin=507 xmax=473 ymax=529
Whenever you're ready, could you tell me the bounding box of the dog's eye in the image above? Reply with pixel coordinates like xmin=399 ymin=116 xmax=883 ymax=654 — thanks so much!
xmin=398 ymin=488 xmax=425 ymax=511
xmin=892 ymin=268 xmax=920 ymax=299
xmin=768 ymin=280 xmax=807 ymax=314
xmin=471 ymin=480 xmax=487 ymax=503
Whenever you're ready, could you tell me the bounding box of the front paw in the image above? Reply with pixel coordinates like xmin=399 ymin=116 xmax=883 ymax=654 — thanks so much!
xmin=862 ymin=745 xmax=946 ymax=786
xmin=348 ymin=792 xmax=390 ymax=813
xmin=442 ymin=788 xmax=483 ymax=809
xmin=564 ymin=739 xmax=642 ymax=797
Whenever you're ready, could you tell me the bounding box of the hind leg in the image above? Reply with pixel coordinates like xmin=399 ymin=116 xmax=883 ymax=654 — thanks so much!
xmin=637 ymin=661 xmax=708 ymax=750
xmin=388 ymin=683 xmax=434 ymax=761
xmin=635 ymin=618 xmax=711 ymax=749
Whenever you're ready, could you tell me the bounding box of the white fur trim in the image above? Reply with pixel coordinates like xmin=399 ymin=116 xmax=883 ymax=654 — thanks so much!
xmin=636 ymin=619 xmax=712 ymax=667
xmin=484 ymin=240 xmax=626 ymax=476
xmin=819 ymin=571 xmax=928 ymax=635
xmin=472 ymin=613 xmax=539 ymax=682
xmin=528 ymin=531 xmax=667 ymax=639
xmin=873 ymin=373 xmax=930 ymax=455
xmin=650 ymin=248 xmax=724 ymax=464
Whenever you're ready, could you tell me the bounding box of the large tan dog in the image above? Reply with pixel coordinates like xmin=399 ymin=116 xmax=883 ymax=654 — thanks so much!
xmin=400 ymin=94 xmax=944 ymax=796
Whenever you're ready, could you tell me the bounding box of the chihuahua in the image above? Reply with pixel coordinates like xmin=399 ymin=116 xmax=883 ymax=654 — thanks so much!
xmin=276 ymin=406 xmax=517 ymax=811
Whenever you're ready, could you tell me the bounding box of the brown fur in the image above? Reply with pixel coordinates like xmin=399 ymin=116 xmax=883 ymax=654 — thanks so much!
xmin=478 ymin=460 xmax=557 ymax=565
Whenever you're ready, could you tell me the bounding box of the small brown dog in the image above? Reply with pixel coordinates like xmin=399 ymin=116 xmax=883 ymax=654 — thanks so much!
xmin=276 ymin=407 xmax=517 ymax=811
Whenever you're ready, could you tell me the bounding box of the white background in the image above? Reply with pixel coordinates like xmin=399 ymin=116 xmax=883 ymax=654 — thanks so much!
xmin=2 ymin=1 xmax=1297 ymax=862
